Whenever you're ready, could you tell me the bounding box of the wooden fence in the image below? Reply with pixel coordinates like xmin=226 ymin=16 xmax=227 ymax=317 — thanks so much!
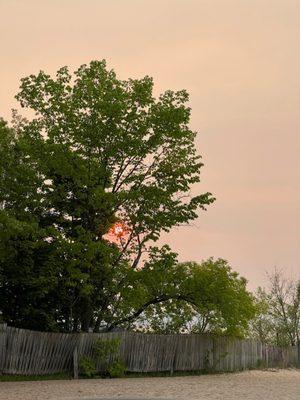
xmin=0 ymin=324 xmax=299 ymax=376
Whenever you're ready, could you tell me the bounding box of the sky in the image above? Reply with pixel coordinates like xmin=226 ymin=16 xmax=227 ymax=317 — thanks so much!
xmin=0 ymin=0 xmax=299 ymax=290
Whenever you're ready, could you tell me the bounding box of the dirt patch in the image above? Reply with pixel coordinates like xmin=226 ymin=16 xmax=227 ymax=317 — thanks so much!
xmin=0 ymin=369 xmax=299 ymax=400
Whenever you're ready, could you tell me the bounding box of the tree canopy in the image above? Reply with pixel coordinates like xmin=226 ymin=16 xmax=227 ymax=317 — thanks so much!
xmin=135 ymin=258 xmax=256 ymax=337
xmin=0 ymin=60 xmax=255 ymax=334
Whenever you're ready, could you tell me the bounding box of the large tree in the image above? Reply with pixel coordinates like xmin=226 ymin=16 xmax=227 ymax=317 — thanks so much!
xmin=0 ymin=60 xmax=218 ymax=332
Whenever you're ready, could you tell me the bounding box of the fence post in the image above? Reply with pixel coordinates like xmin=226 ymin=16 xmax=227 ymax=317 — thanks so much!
xmin=73 ymin=346 xmax=79 ymax=379
xmin=0 ymin=323 xmax=7 ymax=374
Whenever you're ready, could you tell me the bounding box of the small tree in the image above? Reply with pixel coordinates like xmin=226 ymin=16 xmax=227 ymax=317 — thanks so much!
xmin=250 ymin=269 xmax=300 ymax=346
xmin=134 ymin=258 xmax=257 ymax=337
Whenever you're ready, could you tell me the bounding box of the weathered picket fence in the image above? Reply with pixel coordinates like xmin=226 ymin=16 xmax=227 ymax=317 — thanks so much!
xmin=0 ymin=323 xmax=298 ymax=376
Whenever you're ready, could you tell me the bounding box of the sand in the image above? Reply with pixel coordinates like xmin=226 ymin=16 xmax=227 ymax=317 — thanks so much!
xmin=0 ymin=369 xmax=299 ymax=400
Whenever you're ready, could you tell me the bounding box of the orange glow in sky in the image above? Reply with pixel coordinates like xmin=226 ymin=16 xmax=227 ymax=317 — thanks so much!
xmin=104 ymin=221 xmax=129 ymax=244
xmin=110 ymin=222 xmax=126 ymax=238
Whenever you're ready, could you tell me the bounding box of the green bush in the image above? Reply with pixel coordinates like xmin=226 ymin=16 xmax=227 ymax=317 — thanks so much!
xmin=79 ymin=356 xmax=97 ymax=378
xmin=79 ymin=337 xmax=125 ymax=378
xmin=108 ymin=360 xmax=125 ymax=378
xmin=93 ymin=337 xmax=120 ymax=363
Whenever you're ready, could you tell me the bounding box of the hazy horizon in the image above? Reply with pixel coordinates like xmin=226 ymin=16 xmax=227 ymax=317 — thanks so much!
xmin=1 ymin=0 xmax=299 ymax=290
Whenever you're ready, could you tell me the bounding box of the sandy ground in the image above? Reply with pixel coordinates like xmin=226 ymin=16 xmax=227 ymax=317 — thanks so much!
xmin=0 ymin=369 xmax=299 ymax=400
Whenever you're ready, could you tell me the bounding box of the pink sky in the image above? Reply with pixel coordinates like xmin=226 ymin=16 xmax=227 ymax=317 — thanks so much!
xmin=1 ymin=0 xmax=299 ymax=290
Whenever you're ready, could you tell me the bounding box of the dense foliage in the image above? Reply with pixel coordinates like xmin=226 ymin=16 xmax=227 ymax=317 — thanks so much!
xmin=135 ymin=258 xmax=256 ymax=336
xmin=0 ymin=60 xmax=255 ymax=335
